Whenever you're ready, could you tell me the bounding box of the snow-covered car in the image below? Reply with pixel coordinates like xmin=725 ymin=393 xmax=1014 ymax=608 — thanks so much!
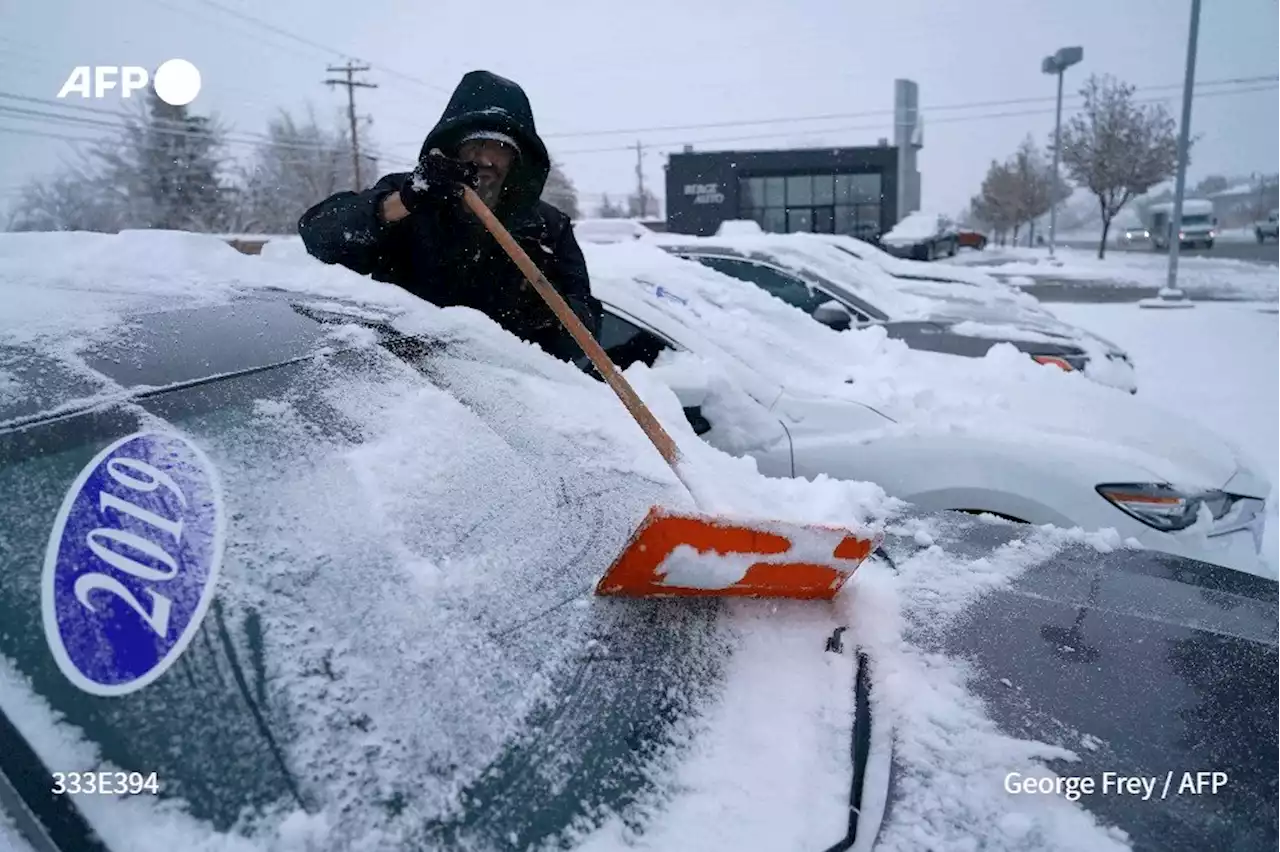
xmin=2 ymin=231 xmax=1276 ymax=852
xmin=583 ymin=242 xmax=1272 ymax=577
xmin=653 ymin=232 xmax=1138 ymax=393
xmin=808 ymin=231 xmax=1018 ymax=292
xmin=570 ymin=217 xmax=655 ymax=244
xmin=878 ymin=211 xmax=959 ymax=261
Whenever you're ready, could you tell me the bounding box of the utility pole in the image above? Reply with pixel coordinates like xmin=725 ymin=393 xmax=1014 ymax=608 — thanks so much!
xmin=634 ymin=140 xmax=646 ymax=218
xmin=1156 ymin=0 xmax=1201 ymax=305
xmin=325 ymin=62 xmax=377 ymax=192
xmin=1041 ymin=46 xmax=1083 ymax=258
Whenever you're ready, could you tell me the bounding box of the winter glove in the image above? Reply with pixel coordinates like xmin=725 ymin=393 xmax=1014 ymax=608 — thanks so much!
xmin=399 ymin=151 xmax=479 ymax=213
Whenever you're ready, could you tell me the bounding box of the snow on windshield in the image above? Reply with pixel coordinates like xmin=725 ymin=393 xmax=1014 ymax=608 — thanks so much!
xmin=2 ymin=229 xmax=902 ymax=850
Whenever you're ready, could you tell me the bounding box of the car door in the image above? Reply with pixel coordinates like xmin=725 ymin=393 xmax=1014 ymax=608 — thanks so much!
xmin=588 ymin=306 xmax=796 ymax=477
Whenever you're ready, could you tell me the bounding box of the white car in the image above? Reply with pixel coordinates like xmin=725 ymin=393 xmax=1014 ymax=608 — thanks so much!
xmin=582 ymin=242 xmax=1272 ymax=577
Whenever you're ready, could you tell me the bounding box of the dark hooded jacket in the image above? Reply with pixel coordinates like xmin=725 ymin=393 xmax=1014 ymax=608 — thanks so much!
xmin=298 ymin=70 xmax=600 ymax=362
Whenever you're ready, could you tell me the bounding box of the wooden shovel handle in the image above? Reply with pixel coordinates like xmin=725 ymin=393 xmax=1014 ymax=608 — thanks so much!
xmin=460 ymin=186 xmax=682 ymax=467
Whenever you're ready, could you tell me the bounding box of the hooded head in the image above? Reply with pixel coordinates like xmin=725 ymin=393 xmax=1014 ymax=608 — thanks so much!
xmin=421 ymin=70 xmax=551 ymax=223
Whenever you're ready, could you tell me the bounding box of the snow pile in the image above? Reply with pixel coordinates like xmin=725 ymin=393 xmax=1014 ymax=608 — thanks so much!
xmin=881 ymin=211 xmax=943 ymax=245
xmin=944 ymin=246 xmax=1279 ymax=301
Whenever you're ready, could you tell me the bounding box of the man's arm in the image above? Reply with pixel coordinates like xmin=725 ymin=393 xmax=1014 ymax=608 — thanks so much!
xmin=297 ymin=173 xmax=409 ymax=274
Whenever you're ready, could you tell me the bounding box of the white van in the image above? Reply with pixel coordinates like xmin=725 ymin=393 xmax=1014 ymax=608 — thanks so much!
xmin=1145 ymin=198 xmax=1217 ymax=250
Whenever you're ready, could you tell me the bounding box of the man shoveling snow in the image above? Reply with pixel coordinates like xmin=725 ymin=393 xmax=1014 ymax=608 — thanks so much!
xmin=298 ymin=69 xmax=602 ymax=362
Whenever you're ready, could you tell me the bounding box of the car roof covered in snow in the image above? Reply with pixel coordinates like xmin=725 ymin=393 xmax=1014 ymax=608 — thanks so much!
xmin=570 ymin=218 xmax=654 ymax=243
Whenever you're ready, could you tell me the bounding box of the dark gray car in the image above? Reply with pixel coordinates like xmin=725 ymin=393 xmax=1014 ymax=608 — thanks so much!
xmin=659 ymin=243 xmax=1138 ymax=393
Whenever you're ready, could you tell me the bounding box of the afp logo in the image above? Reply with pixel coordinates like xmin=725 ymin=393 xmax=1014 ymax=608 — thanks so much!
xmin=57 ymin=59 xmax=201 ymax=106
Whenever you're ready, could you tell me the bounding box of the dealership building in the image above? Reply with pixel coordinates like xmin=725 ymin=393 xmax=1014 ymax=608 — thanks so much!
xmin=664 ymin=80 xmax=923 ymax=239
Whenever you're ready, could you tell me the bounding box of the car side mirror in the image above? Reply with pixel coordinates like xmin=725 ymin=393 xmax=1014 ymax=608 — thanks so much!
xmin=683 ymin=406 xmax=713 ymax=435
xmin=812 ymin=300 xmax=853 ymax=331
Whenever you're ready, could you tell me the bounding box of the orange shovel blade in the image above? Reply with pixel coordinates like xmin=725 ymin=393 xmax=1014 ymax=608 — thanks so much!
xmin=595 ymin=507 xmax=881 ymax=600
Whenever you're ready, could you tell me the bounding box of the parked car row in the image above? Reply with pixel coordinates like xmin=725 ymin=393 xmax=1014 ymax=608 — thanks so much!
xmin=585 ymin=236 xmax=1264 ymax=576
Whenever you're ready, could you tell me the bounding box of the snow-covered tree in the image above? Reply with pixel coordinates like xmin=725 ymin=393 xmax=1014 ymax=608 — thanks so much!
xmin=1058 ymin=74 xmax=1181 ymax=258
xmin=11 ymin=88 xmax=235 ymax=232
xmin=235 ymin=107 xmax=364 ymax=234
xmin=969 ymin=159 xmax=1021 ymax=245
xmin=541 ymin=160 xmax=580 ymax=219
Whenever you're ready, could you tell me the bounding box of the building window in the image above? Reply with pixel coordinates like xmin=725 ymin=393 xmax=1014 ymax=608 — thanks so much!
xmin=740 ymin=171 xmax=883 ymax=238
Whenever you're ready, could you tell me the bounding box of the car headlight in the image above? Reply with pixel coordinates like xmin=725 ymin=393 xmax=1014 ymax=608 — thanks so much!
xmin=1097 ymin=483 xmax=1235 ymax=532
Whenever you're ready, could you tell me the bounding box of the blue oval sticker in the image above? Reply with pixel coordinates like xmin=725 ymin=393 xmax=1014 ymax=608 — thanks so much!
xmin=41 ymin=431 xmax=225 ymax=697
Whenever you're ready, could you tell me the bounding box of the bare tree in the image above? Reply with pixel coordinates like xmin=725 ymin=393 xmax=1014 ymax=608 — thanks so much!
xmin=1058 ymin=74 xmax=1180 ymax=258
xmin=541 ymin=160 xmax=580 ymax=219
xmin=1009 ymin=136 xmax=1072 ymax=245
xmin=970 ymin=158 xmax=1020 ymax=245
xmin=235 ymin=107 xmax=365 ymax=233
xmin=626 ymin=187 xmax=659 ymax=219
xmin=596 ymin=194 xmax=626 ymax=218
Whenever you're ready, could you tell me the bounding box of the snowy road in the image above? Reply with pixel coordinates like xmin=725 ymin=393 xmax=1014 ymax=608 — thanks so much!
xmin=1047 ymin=300 xmax=1279 ymax=576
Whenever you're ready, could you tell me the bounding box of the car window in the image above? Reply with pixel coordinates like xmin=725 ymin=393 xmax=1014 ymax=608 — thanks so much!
xmin=691 ymin=255 xmax=832 ymax=315
xmin=593 ymin=311 xmax=674 ymax=370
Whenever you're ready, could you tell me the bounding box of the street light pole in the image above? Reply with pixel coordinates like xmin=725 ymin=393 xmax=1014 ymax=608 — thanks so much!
xmin=1048 ymin=68 xmax=1065 ymax=258
xmin=1042 ymin=46 xmax=1082 ymax=259
xmin=1159 ymin=0 xmax=1202 ymax=302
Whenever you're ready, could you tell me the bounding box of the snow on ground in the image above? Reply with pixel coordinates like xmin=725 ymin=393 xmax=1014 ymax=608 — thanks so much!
xmin=943 ymin=246 xmax=1279 ymax=301
xmin=1049 ymin=300 xmax=1279 ymax=575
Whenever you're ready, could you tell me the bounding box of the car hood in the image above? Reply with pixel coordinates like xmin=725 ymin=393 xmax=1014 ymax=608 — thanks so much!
xmin=872 ymin=512 xmax=1278 ymax=851
xmin=845 ymin=353 xmax=1243 ymax=492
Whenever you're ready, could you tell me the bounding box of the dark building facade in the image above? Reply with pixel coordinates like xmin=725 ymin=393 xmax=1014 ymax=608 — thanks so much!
xmin=664 ymin=145 xmax=900 ymax=239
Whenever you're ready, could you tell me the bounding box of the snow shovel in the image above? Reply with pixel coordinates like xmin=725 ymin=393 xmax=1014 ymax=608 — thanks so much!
xmin=460 ymin=185 xmax=879 ymax=600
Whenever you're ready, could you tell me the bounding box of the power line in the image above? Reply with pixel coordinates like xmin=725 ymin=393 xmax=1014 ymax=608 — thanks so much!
xmin=324 ymin=62 xmax=377 ymax=191
xmin=550 ymin=81 xmax=1280 ymax=157
xmin=192 ymin=0 xmax=453 ymax=96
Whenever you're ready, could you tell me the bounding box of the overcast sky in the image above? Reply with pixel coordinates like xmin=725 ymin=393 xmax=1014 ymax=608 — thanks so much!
xmin=2 ymin=0 xmax=1277 ymax=220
